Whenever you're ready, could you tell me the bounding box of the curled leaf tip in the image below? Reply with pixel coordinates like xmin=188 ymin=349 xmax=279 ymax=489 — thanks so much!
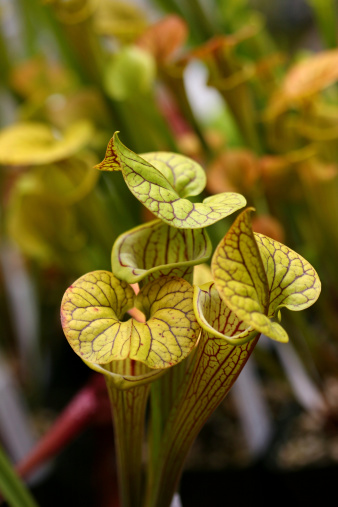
xmin=193 ymin=282 xmax=259 ymax=345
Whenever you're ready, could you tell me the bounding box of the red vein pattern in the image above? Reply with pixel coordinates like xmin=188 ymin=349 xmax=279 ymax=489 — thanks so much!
xmin=61 ymin=270 xmax=135 ymax=363
xmin=211 ymin=209 xmax=321 ymax=343
xmin=112 ymin=218 xmax=212 ymax=285
xmin=141 ymin=151 xmax=206 ymax=198
xmin=105 ymin=359 xmax=150 ymax=507
xmin=132 ymin=276 xmax=200 ymax=368
xmin=61 ymin=272 xmax=200 ymax=369
xmin=149 ymin=282 xmax=259 ymax=507
xmin=212 ymin=208 xmax=269 ymax=322
xmin=254 ymin=232 xmax=321 ymax=315
xmin=95 ymin=133 xmax=246 ymax=229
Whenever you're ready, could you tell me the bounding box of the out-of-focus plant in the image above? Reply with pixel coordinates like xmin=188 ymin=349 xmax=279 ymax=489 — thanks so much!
xmin=0 ymin=0 xmax=336 ymax=502
xmin=60 ymin=134 xmax=320 ymax=507
xmin=0 ymin=444 xmax=38 ymax=507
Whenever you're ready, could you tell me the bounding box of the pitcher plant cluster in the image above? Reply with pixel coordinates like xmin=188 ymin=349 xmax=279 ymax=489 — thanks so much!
xmin=60 ymin=133 xmax=321 ymax=507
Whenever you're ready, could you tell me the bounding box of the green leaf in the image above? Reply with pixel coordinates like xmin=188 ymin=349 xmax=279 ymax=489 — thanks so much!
xmin=193 ymin=263 xmax=213 ymax=286
xmin=0 ymin=121 xmax=93 ymax=165
xmin=212 ymin=208 xmax=321 ymax=343
xmin=111 ymin=218 xmax=212 ymax=284
xmin=141 ymin=151 xmax=206 ymax=198
xmin=61 ymin=270 xmax=135 ymax=364
xmin=0 ymin=444 xmax=38 ymax=507
xmin=95 ymin=132 xmax=246 ymax=228
xmin=254 ymin=232 xmax=322 ymax=315
xmin=132 ymin=276 xmax=200 ymax=368
xmin=61 ymin=271 xmax=200 ymax=369
xmin=211 ymin=207 xmax=271 ymax=331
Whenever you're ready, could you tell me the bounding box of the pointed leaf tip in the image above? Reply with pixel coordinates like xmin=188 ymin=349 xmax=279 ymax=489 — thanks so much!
xmin=94 ymin=131 xmax=121 ymax=172
xmin=95 ymin=133 xmax=246 ymax=228
xmin=212 ymin=207 xmax=269 ymax=324
xmin=212 ymin=208 xmax=320 ymax=343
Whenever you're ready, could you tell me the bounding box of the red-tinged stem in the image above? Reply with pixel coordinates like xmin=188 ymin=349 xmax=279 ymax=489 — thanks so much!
xmin=130 ymin=283 xmax=140 ymax=296
xmin=146 ymin=333 xmax=259 ymax=507
xmin=16 ymin=375 xmax=108 ymax=480
xmin=128 ymin=307 xmax=146 ymax=323
xmin=159 ymin=74 xmax=210 ymax=155
xmin=156 ymin=88 xmax=192 ymax=137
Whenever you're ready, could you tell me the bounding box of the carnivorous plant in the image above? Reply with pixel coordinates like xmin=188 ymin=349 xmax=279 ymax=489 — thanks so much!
xmin=61 ymin=133 xmax=321 ymax=507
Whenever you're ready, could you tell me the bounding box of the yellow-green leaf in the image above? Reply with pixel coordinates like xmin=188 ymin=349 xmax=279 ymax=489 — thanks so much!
xmin=211 ymin=208 xmax=321 ymax=343
xmin=133 ymin=276 xmax=200 ymax=368
xmin=32 ymin=153 xmax=99 ymax=205
xmin=0 ymin=121 xmax=93 ymax=166
xmin=254 ymin=232 xmax=321 ymax=315
xmin=141 ymin=151 xmax=206 ymax=197
xmin=193 ymin=263 xmax=213 ymax=286
xmin=61 ymin=272 xmax=200 ymax=369
xmin=95 ymin=132 xmax=246 ymax=228
xmin=211 ymin=207 xmax=275 ymax=334
xmin=94 ymin=0 xmax=148 ymax=42
xmin=61 ymin=271 xmax=135 ymax=364
xmin=212 ymin=208 xmax=285 ymax=341
xmin=111 ymin=218 xmax=212 ymax=284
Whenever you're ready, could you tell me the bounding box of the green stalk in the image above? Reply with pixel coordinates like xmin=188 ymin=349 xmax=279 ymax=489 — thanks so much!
xmin=145 ymin=361 xmax=188 ymax=507
xmin=0 ymin=445 xmax=38 ymax=507
xmin=151 ymin=0 xmax=214 ymax=42
xmin=307 ymin=0 xmax=337 ymax=48
xmin=161 ymin=70 xmax=211 ymax=156
xmin=209 ymin=47 xmax=263 ymax=154
xmin=182 ymin=0 xmax=216 ymax=41
xmin=218 ymin=83 xmax=262 ymax=154
xmin=147 ymin=332 xmax=259 ymax=507
xmin=105 ymin=360 xmax=150 ymax=507
xmin=0 ymin=27 xmax=11 ymax=88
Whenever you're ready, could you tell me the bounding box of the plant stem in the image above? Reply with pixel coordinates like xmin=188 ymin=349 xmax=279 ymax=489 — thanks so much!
xmin=0 ymin=445 xmax=38 ymax=507
xmin=105 ymin=360 xmax=150 ymax=507
xmin=307 ymin=0 xmax=337 ymax=48
xmin=145 ymin=360 xmax=187 ymax=507
xmin=147 ymin=332 xmax=259 ymax=507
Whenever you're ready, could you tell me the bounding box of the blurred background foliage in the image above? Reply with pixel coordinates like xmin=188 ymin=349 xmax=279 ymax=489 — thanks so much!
xmin=0 ymin=0 xmax=338 ymax=505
